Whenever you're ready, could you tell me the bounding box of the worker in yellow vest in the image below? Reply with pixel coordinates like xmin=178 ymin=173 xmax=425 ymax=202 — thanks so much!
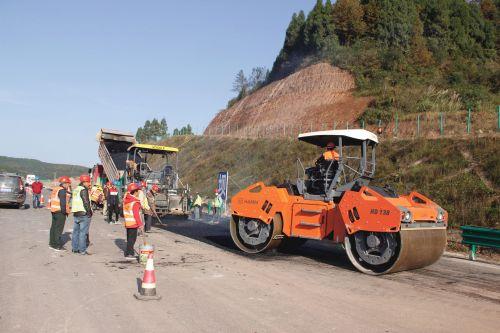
xmin=193 ymin=192 xmax=202 ymax=221
xmin=212 ymin=189 xmax=223 ymax=223
xmin=49 ymin=176 xmax=71 ymax=251
xmin=123 ymin=183 xmax=144 ymax=259
xmin=71 ymin=174 xmax=93 ymax=255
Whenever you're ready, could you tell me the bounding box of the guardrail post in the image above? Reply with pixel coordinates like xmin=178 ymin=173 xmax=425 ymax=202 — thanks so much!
xmin=497 ymin=105 xmax=500 ymax=131
xmin=417 ymin=115 xmax=420 ymax=136
xmin=361 ymin=120 xmax=365 ymax=129
xmin=334 ymin=121 xmax=337 ymax=130
xmin=346 ymin=121 xmax=349 ymax=129
xmin=469 ymin=244 xmax=477 ymax=261
xmin=467 ymin=108 xmax=471 ymax=134
xmin=394 ymin=114 xmax=398 ymax=136
xmin=439 ymin=113 xmax=444 ymax=135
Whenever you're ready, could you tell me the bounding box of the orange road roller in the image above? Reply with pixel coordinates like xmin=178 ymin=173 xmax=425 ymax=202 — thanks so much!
xmin=230 ymin=129 xmax=448 ymax=275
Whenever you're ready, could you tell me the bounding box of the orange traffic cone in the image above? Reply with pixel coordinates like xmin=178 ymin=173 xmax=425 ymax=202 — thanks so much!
xmin=134 ymin=253 xmax=161 ymax=301
xmin=40 ymin=194 xmax=45 ymax=206
xmin=46 ymin=197 xmax=51 ymax=210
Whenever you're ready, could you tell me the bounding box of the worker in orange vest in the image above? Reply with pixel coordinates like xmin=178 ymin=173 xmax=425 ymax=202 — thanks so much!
xmin=122 ymin=183 xmax=144 ymax=259
xmin=49 ymin=176 xmax=71 ymax=251
xmin=322 ymin=142 xmax=340 ymax=161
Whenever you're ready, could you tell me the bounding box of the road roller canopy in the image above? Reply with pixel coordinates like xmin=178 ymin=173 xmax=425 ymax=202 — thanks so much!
xmin=298 ymin=129 xmax=378 ymax=147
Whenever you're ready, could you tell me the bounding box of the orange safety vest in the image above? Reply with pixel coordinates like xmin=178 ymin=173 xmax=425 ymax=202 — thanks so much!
xmin=50 ymin=186 xmax=70 ymax=213
xmin=123 ymin=193 xmax=141 ymax=228
xmin=323 ymin=150 xmax=339 ymax=161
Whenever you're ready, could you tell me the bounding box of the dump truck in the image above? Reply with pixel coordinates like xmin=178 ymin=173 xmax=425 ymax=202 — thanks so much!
xmin=230 ymin=129 xmax=447 ymax=275
xmin=96 ymin=128 xmax=137 ymax=184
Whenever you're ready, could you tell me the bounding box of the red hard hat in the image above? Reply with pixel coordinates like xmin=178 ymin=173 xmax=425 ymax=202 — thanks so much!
xmin=58 ymin=176 xmax=71 ymax=184
xmin=127 ymin=183 xmax=141 ymax=193
xmin=80 ymin=174 xmax=91 ymax=182
xmin=141 ymin=181 xmax=147 ymax=188
xmin=326 ymin=142 xmax=335 ymax=149
xmin=106 ymin=181 xmax=111 ymax=186
xmin=152 ymin=184 xmax=159 ymax=192
xmin=214 ymin=188 xmax=218 ymax=193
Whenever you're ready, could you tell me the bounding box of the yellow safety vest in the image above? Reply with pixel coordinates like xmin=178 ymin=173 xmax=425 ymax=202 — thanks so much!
xmin=138 ymin=190 xmax=150 ymax=211
xmin=193 ymin=195 xmax=202 ymax=206
xmin=71 ymin=186 xmax=86 ymax=213
xmin=214 ymin=195 xmax=222 ymax=208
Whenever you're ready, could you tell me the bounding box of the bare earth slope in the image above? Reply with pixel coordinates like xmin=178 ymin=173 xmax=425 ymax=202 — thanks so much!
xmin=205 ymin=63 xmax=371 ymax=135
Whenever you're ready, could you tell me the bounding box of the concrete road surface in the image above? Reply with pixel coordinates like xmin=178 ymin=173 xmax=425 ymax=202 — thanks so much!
xmin=1 ymin=206 xmax=499 ymax=333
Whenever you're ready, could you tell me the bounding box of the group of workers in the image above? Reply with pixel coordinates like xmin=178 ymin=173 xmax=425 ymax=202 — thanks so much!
xmin=191 ymin=188 xmax=224 ymax=222
xmin=47 ymin=175 xmax=160 ymax=259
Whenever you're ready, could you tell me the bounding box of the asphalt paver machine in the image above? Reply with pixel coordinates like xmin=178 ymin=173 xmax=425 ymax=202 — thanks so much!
xmin=230 ymin=129 xmax=448 ymax=275
xmin=126 ymin=143 xmax=189 ymax=217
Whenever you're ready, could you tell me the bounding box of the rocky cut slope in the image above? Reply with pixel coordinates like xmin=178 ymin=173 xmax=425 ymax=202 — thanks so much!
xmin=205 ymin=63 xmax=372 ymax=136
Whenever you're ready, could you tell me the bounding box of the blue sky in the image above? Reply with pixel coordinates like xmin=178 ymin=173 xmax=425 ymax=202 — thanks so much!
xmin=0 ymin=0 xmax=314 ymax=166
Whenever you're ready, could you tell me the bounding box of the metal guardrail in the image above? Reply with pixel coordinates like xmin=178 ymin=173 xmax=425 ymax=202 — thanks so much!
xmin=460 ymin=225 xmax=500 ymax=260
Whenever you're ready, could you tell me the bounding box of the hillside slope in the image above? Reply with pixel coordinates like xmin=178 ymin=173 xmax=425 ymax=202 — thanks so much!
xmin=0 ymin=156 xmax=88 ymax=180
xmin=164 ymin=135 xmax=498 ymax=229
xmin=205 ymin=63 xmax=372 ymax=135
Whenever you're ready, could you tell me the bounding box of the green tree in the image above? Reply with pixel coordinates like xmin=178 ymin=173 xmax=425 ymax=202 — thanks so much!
xmin=284 ymin=11 xmax=306 ymax=52
xmin=248 ymin=67 xmax=268 ymax=91
xmin=303 ymin=0 xmax=338 ymax=53
xmin=332 ymin=0 xmax=366 ymax=45
xmin=373 ymin=0 xmax=419 ymax=49
xmin=143 ymin=120 xmax=152 ymax=141
xmin=160 ymin=118 xmax=168 ymax=137
xmin=232 ymin=70 xmax=248 ymax=96
xmin=136 ymin=127 xmax=145 ymax=143
xmin=269 ymin=10 xmax=306 ymax=81
xmin=151 ymin=118 xmax=160 ymax=140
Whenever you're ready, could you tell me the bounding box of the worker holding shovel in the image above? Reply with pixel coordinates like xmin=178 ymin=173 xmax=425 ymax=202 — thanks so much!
xmin=122 ymin=183 xmax=144 ymax=260
xmin=144 ymin=184 xmax=159 ymax=233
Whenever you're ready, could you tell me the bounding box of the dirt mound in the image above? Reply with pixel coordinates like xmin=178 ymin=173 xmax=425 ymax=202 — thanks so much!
xmin=205 ymin=63 xmax=372 ymax=135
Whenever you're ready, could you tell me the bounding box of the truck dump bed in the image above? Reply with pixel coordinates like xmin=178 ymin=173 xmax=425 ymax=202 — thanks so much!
xmin=96 ymin=129 xmax=136 ymax=182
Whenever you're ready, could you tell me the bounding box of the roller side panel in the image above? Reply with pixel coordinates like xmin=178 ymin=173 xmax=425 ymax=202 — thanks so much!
xmin=338 ymin=187 xmax=401 ymax=234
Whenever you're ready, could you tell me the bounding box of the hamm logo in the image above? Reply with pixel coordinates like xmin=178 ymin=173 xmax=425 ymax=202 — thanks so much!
xmin=238 ymin=198 xmax=258 ymax=205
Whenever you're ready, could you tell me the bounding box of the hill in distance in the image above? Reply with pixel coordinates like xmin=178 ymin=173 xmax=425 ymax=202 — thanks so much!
xmin=0 ymin=156 xmax=88 ymax=180
xmin=205 ymin=63 xmax=371 ymax=135
xmin=214 ymin=0 xmax=498 ymax=132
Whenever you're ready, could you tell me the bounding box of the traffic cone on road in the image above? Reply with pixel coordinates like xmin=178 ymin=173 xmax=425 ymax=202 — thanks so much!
xmin=134 ymin=253 xmax=161 ymax=301
xmin=40 ymin=194 xmax=45 ymax=206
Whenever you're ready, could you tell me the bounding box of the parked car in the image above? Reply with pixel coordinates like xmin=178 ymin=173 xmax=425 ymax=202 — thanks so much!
xmin=0 ymin=173 xmax=26 ymax=208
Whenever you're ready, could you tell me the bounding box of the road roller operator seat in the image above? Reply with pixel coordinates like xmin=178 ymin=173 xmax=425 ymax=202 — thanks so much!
xmin=304 ymin=157 xmax=338 ymax=195
xmin=298 ymin=129 xmax=379 ymax=200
